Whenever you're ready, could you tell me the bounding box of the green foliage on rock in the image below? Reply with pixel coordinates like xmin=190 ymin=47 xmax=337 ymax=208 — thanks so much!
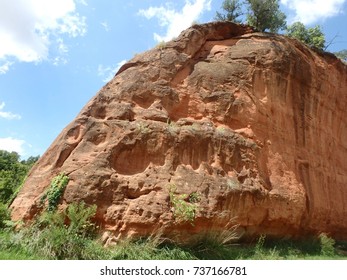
xmin=168 ymin=184 xmax=200 ymax=224
xmin=286 ymin=22 xmax=326 ymax=50
xmin=41 ymin=173 xmax=69 ymax=211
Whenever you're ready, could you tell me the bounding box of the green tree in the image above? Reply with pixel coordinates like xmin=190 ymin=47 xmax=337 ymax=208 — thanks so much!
xmin=0 ymin=202 xmax=10 ymax=228
xmin=0 ymin=150 xmax=39 ymax=204
xmin=286 ymin=22 xmax=326 ymax=50
xmin=0 ymin=151 xmax=20 ymax=171
xmin=215 ymin=0 xmax=243 ymax=22
xmin=21 ymin=156 xmax=40 ymax=167
xmin=246 ymin=0 xmax=286 ymax=32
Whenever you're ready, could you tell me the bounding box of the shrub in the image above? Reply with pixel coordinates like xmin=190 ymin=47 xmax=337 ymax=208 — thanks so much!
xmin=19 ymin=201 xmax=103 ymax=259
xmin=188 ymin=192 xmax=201 ymax=203
xmin=136 ymin=122 xmax=150 ymax=134
xmin=319 ymin=233 xmax=335 ymax=257
xmin=35 ymin=226 xmax=106 ymax=260
xmin=65 ymin=201 xmax=97 ymax=238
xmin=168 ymin=185 xmax=199 ymax=224
xmin=156 ymin=41 xmax=166 ymax=50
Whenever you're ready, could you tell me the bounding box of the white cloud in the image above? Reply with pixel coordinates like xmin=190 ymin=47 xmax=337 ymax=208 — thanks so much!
xmin=101 ymin=21 xmax=110 ymax=32
xmin=0 ymin=102 xmax=21 ymax=120
xmin=52 ymin=38 xmax=69 ymax=66
xmin=0 ymin=61 xmax=13 ymax=75
xmin=52 ymin=56 xmax=68 ymax=66
xmin=138 ymin=0 xmax=212 ymax=42
xmin=57 ymin=39 xmax=69 ymax=54
xmin=0 ymin=137 xmax=26 ymax=155
xmin=77 ymin=0 xmax=88 ymax=6
xmin=0 ymin=0 xmax=86 ymax=67
xmin=98 ymin=60 xmax=127 ymax=83
xmin=281 ymin=0 xmax=346 ymax=24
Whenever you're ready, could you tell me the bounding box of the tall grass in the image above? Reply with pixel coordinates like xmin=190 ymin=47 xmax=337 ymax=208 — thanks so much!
xmin=0 ymin=202 xmax=109 ymax=260
xmin=1 ymin=228 xmax=346 ymax=260
xmin=110 ymin=238 xmax=195 ymax=260
xmin=1 ymin=204 xmax=346 ymax=260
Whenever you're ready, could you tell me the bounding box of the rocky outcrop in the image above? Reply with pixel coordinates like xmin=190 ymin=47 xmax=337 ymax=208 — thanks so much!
xmin=10 ymin=22 xmax=347 ymax=242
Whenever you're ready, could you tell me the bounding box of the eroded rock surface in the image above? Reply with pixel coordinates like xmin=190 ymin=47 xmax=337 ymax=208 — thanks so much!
xmin=11 ymin=22 xmax=347 ymax=242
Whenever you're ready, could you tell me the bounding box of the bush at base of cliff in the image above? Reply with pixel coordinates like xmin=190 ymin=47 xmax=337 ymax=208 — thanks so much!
xmin=3 ymin=202 xmax=107 ymax=260
xmin=319 ymin=233 xmax=336 ymax=257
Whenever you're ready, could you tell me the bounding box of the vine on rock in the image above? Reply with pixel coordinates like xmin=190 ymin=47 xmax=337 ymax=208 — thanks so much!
xmin=41 ymin=173 xmax=69 ymax=212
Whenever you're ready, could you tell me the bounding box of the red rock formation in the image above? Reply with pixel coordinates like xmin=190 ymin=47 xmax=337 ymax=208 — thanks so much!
xmin=10 ymin=22 xmax=347 ymax=242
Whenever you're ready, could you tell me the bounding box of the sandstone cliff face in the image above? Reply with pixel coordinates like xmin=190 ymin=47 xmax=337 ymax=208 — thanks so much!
xmin=11 ymin=22 xmax=347 ymax=242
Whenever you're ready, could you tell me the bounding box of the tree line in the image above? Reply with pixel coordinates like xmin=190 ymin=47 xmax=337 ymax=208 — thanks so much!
xmin=215 ymin=0 xmax=346 ymax=58
xmin=0 ymin=150 xmax=39 ymax=205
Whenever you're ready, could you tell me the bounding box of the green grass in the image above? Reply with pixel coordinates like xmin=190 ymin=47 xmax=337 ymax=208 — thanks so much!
xmin=1 ymin=228 xmax=347 ymax=260
xmin=1 ymin=201 xmax=346 ymax=260
xmin=0 ymin=231 xmax=41 ymax=260
xmin=110 ymin=239 xmax=195 ymax=260
xmin=0 ymin=247 xmax=40 ymax=260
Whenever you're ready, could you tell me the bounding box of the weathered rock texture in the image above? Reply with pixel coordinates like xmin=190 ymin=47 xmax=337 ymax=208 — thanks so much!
xmin=11 ymin=22 xmax=347 ymax=242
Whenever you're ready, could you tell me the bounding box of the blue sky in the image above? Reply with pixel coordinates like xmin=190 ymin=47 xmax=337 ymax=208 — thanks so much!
xmin=0 ymin=0 xmax=346 ymax=158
